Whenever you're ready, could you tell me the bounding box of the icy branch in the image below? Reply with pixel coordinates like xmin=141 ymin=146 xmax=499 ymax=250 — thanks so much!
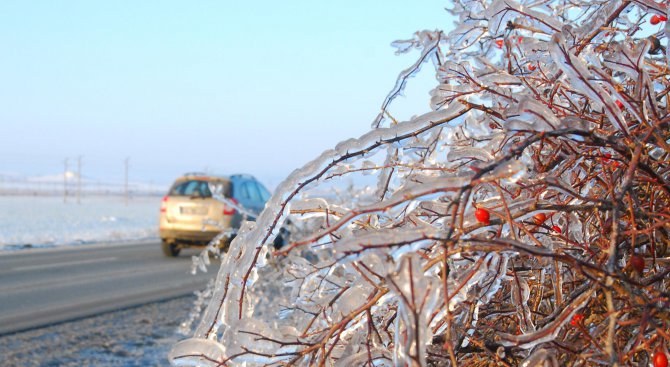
xmin=171 ymin=0 xmax=670 ymax=365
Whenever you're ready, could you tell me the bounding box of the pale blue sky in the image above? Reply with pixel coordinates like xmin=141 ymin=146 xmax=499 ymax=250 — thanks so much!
xmin=0 ymin=1 xmax=452 ymax=187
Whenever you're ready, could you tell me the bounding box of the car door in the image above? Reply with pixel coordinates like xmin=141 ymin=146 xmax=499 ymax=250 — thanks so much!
xmin=243 ymin=180 xmax=263 ymax=215
xmin=231 ymin=178 xmax=256 ymax=220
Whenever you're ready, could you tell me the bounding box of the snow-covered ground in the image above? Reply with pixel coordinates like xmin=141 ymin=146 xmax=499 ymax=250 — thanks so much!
xmin=0 ymin=195 xmax=161 ymax=250
xmin=0 ymin=295 xmax=195 ymax=366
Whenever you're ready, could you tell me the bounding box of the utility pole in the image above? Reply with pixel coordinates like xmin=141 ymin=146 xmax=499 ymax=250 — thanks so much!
xmin=63 ymin=158 xmax=68 ymax=203
xmin=77 ymin=155 xmax=82 ymax=204
xmin=124 ymin=157 xmax=130 ymax=206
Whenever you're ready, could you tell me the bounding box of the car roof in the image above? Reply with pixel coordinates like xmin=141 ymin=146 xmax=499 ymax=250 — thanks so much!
xmin=175 ymin=173 xmax=230 ymax=182
xmin=174 ymin=173 xmax=257 ymax=183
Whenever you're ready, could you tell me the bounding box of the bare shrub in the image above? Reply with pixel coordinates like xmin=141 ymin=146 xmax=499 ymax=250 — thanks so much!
xmin=171 ymin=0 xmax=670 ymax=365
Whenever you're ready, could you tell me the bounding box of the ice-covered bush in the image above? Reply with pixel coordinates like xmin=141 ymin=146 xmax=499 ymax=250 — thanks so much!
xmin=170 ymin=0 xmax=670 ymax=365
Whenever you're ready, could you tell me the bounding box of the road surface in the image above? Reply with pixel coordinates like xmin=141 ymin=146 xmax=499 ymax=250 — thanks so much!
xmin=0 ymin=241 xmax=214 ymax=336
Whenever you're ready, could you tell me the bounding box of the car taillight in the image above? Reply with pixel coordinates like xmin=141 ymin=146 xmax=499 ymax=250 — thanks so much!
xmin=223 ymin=198 xmax=238 ymax=215
xmin=160 ymin=195 xmax=168 ymax=213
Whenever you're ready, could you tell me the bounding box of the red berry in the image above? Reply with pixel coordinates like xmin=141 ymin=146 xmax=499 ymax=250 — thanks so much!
xmin=630 ymin=254 xmax=645 ymax=275
xmin=533 ymin=213 xmax=547 ymax=225
xmin=527 ymin=64 xmax=537 ymax=71
xmin=475 ymin=208 xmax=490 ymax=225
xmin=615 ymin=100 xmax=624 ymax=110
xmin=517 ymin=36 xmax=523 ymax=43
xmin=551 ymin=225 xmax=562 ymax=233
xmin=651 ymin=15 xmax=668 ymax=25
xmin=495 ymin=39 xmax=504 ymax=48
xmin=570 ymin=313 xmax=584 ymax=326
xmin=654 ymin=350 xmax=668 ymax=367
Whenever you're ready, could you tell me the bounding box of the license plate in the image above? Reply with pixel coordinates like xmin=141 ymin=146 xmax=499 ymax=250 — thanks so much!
xmin=180 ymin=207 xmax=207 ymax=215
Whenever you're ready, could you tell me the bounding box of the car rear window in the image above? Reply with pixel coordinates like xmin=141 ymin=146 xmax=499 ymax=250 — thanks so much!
xmin=169 ymin=180 xmax=230 ymax=198
xmin=243 ymin=182 xmax=261 ymax=202
xmin=257 ymin=183 xmax=271 ymax=202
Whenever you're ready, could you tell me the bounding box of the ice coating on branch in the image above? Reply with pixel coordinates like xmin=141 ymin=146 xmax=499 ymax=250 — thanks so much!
xmin=169 ymin=339 xmax=226 ymax=367
xmin=173 ymin=0 xmax=670 ymax=365
xmin=520 ymin=348 xmax=558 ymax=367
xmin=549 ymin=32 xmax=628 ymax=134
xmin=447 ymin=147 xmax=494 ymax=162
xmin=497 ymin=286 xmax=595 ymax=349
xmin=186 ymin=219 xmax=267 ymax=349
xmin=373 ymin=31 xmax=444 ymax=129
xmin=507 ymin=97 xmax=563 ymax=131
xmin=336 ymin=224 xmax=440 ymax=256
xmin=483 ymin=159 xmax=526 ymax=183
xmin=171 ymin=100 xmax=470 ymax=364
xmin=388 ymin=254 xmax=441 ymax=367
xmin=375 ymin=146 xmax=398 ymax=200
xmin=485 ymin=0 xmax=562 ymax=36
xmin=335 ymin=349 xmax=393 ymax=367
xmin=511 ymin=272 xmax=535 ymax=333
xmin=574 ymin=0 xmax=623 ymax=39
xmin=603 ymin=40 xmax=650 ymax=79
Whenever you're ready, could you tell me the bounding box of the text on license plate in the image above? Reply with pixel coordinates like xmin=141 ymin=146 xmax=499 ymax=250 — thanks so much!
xmin=180 ymin=207 xmax=208 ymax=215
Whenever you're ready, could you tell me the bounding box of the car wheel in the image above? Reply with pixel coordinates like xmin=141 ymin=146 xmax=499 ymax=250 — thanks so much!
xmin=162 ymin=240 xmax=181 ymax=257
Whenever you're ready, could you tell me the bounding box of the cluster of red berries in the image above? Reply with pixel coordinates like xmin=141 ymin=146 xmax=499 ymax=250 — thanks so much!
xmin=570 ymin=313 xmax=584 ymax=326
xmin=601 ymin=152 xmax=621 ymax=168
xmin=494 ymin=36 xmax=525 ymax=49
xmin=475 ymin=208 xmax=564 ymax=233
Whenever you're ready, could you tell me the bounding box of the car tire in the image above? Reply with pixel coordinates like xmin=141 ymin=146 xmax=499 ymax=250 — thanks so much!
xmin=162 ymin=240 xmax=181 ymax=257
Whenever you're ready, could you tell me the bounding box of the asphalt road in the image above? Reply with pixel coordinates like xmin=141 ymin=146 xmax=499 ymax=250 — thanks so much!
xmin=0 ymin=241 xmax=214 ymax=336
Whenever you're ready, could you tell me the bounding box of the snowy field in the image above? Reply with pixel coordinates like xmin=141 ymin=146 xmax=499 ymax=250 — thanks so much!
xmin=0 ymin=295 xmax=194 ymax=367
xmin=0 ymin=196 xmax=161 ymax=250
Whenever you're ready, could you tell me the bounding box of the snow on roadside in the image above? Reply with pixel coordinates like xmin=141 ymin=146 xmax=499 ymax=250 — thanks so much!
xmin=0 ymin=295 xmax=195 ymax=367
xmin=0 ymin=196 xmax=161 ymax=250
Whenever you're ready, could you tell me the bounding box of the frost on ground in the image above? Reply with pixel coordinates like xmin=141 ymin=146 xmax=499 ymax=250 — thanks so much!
xmin=0 ymin=296 xmax=194 ymax=367
xmin=0 ymin=196 xmax=160 ymax=250
xmin=171 ymin=0 xmax=670 ymax=366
